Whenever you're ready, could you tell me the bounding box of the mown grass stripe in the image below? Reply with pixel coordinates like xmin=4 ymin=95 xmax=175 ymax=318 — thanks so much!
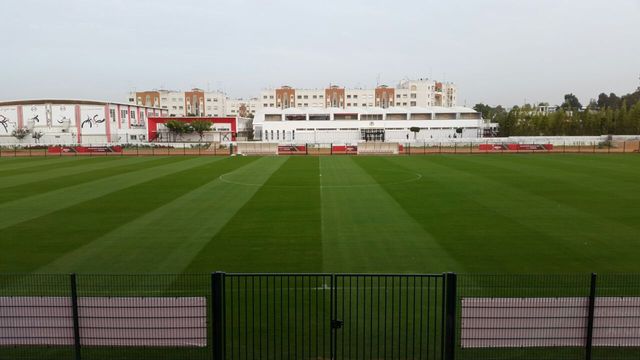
xmin=0 ymin=156 xmax=162 ymax=193
xmin=184 ymin=156 xmax=322 ymax=272
xmin=320 ymin=156 xmax=460 ymax=273
xmin=0 ymin=157 xmax=221 ymax=230
xmin=0 ymin=157 xmax=243 ymax=273
xmin=0 ymin=156 xmax=97 ymax=175
xmin=451 ymin=155 xmax=640 ymax=230
xmin=38 ymin=157 xmax=287 ymax=273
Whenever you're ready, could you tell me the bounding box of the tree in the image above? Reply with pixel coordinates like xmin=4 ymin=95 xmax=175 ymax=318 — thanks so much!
xmin=191 ymin=120 xmax=212 ymax=141
xmin=164 ymin=120 xmax=187 ymax=141
xmin=409 ymin=126 xmax=420 ymax=140
xmin=473 ymin=103 xmax=493 ymax=119
xmin=561 ymin=93 xmax=582 ymax=111
xmin=12 ymin=127 xmax=29 ymax=141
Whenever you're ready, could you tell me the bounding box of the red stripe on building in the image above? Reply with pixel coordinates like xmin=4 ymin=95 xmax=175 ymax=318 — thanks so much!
xmin=17 ymin=106 xmax=23 ymax=128
xmin=104 ymin=105 xmax=111 ymax=143
xmin=75 ymin=105 xmax=82 ymax=143
xmin=116 ymin=104 xmax=121 ymax=129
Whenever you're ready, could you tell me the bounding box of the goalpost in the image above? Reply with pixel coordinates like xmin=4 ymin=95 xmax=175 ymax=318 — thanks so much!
xmin=357 ymin=142 xmax=400 ymax=155
xmin=236 ymin=142 xmax=278 ymax=155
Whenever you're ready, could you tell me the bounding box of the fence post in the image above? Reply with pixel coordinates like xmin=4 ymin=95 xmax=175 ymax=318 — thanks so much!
xmin=212 ymin=272 xmax=225 ymax=360
xmin=137 ymin=144 xmax=139 ymax=157
xmin=585 ymin=272 xmax=597 ymax=360
xmin=70 ymin=273 xmax=82 ymax=360
xmin=623 ymin=141 xmax=626 ymax=153
xmin=444 ymin=272 xmax=457 ymax=360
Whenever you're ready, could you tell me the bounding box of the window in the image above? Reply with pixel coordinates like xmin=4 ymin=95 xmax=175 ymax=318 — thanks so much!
xmin=297 ymin=95 xmax=302 ymax=99
xmin=353 ymin=95 xmax=358 ymax=99
xmin=303 ymin=95 xmax=308 ymax=99
xmin=312 ymin=95 xmax=317 ymax=99
xmin=270 ymin=95 xmax=274 ymax=99
xmin=130 ymin=111 xmax=135 ymax=119
xmin=207 ymin=99 xmax=211 ymax=102
xmin=410 ymin=101 xmax=417 ymax=106
xmin=178 ymin=98 xmax=183 ymax=101
xmin=129 ymin=98 xmax=135 ymax=102
xmin=130 ymin=135 xmax=137 ymax=140
xmin=271 ymin=130 xmax=274 ymax=139
xmin=411 ymin=93 xmax=417 ymax=99
xmin=110 ymin=109 xmax=116 ymax=121
xmin=347 ymin=95 xmax=351 ymax=99
xmin=263 ymin=104 xmax=268 ymax=107
xmin=319 ymin=95 xmax=323 ymax=99
xmin=179 ymin=106 xmax=184 ymax=109
xmin=347 ymin=103 xmax=351 ymax=106
xmin=121 ymin=110 xmax=126 ymax=119
xmin=396 ymin=94 xmax=401 ymax=98
xmin=172 ymin=106 xmax=177 ymax=110
xmin=297 ymin=103 xmax=302 ymax=107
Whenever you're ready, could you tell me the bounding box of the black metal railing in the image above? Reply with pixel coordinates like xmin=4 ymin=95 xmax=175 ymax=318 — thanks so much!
xmin=2 ymin=272 xmax=640 ymax=359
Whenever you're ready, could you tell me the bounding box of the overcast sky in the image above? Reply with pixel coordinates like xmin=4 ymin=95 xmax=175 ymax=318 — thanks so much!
xmin=2 ymin=0 xmax=639 ymax=106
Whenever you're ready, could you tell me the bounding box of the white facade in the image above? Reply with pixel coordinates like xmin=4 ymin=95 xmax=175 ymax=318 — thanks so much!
xmin=253 ymin=106 xmax=482 ymax=145
xmin=0 ymin=100 xmax=167 ymax=146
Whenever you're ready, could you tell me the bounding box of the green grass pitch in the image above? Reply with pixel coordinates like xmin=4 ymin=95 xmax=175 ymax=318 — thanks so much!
xmin=1 ymin=154 xmax=640 ymax=274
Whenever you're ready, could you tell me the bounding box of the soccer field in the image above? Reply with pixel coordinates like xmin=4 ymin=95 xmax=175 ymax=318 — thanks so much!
xmin=1 ymin=154 xmax=640 ymax=274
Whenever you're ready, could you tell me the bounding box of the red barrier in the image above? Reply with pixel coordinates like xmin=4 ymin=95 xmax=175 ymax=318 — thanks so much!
xmin=47 ymin=146 xmax=123 ymax=153
xmin=479 ymin=144 xmax=553 ymax=151
xmin=278 ymin=145 xmax=306 ymax=155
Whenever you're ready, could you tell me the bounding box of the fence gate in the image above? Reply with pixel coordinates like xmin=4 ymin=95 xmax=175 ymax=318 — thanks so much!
xmin=331 ymin=274 xmax=451 ymax=359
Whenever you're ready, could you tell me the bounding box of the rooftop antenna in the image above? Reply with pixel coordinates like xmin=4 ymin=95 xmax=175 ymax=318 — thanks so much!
xmin=376 ymin=73 xmax=380 ymax=87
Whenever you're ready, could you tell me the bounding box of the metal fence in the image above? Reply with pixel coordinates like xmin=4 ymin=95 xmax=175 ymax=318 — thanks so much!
xmin=2 ymin=272 xmax=640 ymax=360
xmin=2 ymin=140 xmax=640 ymax=157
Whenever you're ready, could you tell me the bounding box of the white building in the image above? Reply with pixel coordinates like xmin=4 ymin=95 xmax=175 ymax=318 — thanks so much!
xmin=0 ymin=99 xmax=167 ymax=146
xmin=259 ymin=78 xmax=457 ymax=110
xmin=253 ymin=106 xmax=483 ymax=145
xmin=129 ymin=89 xmax=259 ymax=118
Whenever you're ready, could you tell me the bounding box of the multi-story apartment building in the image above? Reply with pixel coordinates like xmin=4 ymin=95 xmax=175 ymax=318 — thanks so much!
xmin=129 ymin=89 xmax=258 ymax=118
xmin=259 ymin=78 xmax=457 ymax=110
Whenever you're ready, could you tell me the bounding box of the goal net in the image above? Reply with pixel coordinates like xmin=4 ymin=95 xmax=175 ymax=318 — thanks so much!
xmin=236 ymin=142 xmax=278 ymax=155
xmin=357 ymin=142 xmax=399 ymax=155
